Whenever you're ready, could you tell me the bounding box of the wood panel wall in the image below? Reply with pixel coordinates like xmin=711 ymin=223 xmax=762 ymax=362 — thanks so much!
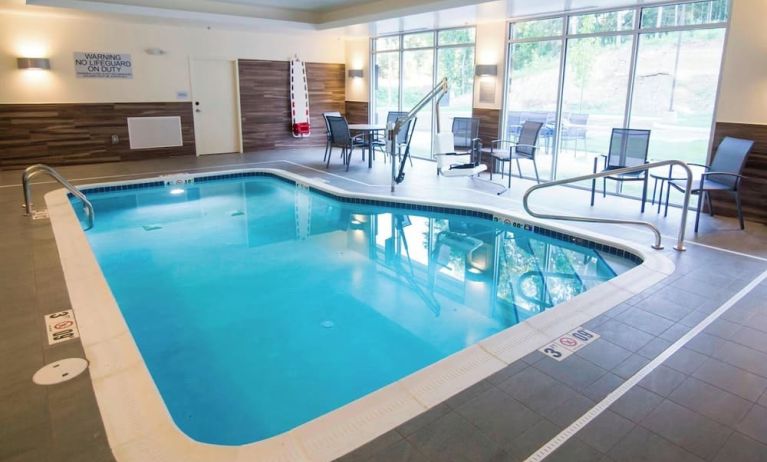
xmin=238 ymin=60 xmax=345 ymax=151
xmin=0 ymin=103 xmax=195 ymax=169
xmin=473 ymin=108 xmax=501 ymax=146
xmin=710 ymin=122 xmax=767 ymax=225
xmin=345 ymin=101 xmax=369 ymax=124
xmin=473 ymin=108 xmax=501 ymax=172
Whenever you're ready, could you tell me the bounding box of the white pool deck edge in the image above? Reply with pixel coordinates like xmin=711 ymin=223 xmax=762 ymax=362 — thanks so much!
xmin=45 ymin=167 xmax=675 ymax=462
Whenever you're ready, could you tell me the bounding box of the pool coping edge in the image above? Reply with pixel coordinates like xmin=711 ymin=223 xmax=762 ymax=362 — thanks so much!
xmin=45 ymin=167 xmax=674 ymax=462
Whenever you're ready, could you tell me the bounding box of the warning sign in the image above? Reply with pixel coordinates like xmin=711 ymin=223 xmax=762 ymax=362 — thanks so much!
xmin=44 ymin=310 xmax=80 ymax=345
xmin=539 ymin=327 xmax=600 ymax=361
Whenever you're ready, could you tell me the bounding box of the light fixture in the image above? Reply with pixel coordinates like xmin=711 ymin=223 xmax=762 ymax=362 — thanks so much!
xmin=475 ymin=64 xmax=497 ymax=77
xmin=348 ymin=69 xmax=363 ymax=79
xmin=17 ymin=57 xmax=50 ymax=70
xmin=169 ymin=188 xmax=185 ymax=195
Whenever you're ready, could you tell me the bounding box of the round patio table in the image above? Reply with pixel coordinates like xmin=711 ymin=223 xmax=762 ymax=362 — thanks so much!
xmin=349 ymin=124 xmax=386 ymax=168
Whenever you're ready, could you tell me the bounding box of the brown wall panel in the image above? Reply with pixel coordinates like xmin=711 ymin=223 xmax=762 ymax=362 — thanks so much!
xmin=709 ymin=122 xmax=767 ymax=224
xmin=0 ymin=103 xmax=195 ymax=169
xmin=345 ymin=101 xmax=369 ymax=124
xmin=238 ymin=60 xmax=345 ymax=151
xmin=472 ymin=108 xmax=501 ymax=146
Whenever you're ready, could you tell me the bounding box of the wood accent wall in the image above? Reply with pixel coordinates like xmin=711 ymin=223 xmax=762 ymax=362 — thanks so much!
xmin=473 ymin=108 xmax=501 ymax=147
xmin=0 ymin=103 xmax=195 ymax=169
xmin=345 ymin=101 xmax=369 ymax=124
xmin=710 ymin=122 xmax=767 ymax=225
xmin=473 ymin=108 xmax=501 ymax=172
xmin=238 ymin=60 xmax=345 ymax=151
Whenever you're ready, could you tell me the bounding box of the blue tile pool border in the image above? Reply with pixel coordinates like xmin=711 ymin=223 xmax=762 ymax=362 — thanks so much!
xmin=70 ymin=170 xmax=643 ymax=265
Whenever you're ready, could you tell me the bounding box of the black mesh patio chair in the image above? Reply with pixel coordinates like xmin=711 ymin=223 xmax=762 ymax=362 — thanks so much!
xmin=487 ymin=121 xmax=544 ymax=189
xmin=373 ymin=111 xmax=409 ymax=163
xmin=590 ymin=129 xmax=651 ymax=213
xmin=322 ymin=112 xmax=342 ymax=163
xmin=325 ymin=116 xmax=365 ymax=171
xmin=665 ymin=136 xmax=754 ymax=232
xmin=395 ymin=117 xmax=417 ymax=167
xmin=452 ymin=117 xmax=481 ymax=156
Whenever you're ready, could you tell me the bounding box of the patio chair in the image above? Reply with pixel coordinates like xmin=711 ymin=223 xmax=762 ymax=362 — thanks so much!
xmin=590 ymin=128 xmax=651 ymax=213
xmin=665 ymin=136 xmax=754 ymax=232
xmin=321 ymin=112 xmax=342 ymax=163
xmin=452 ymin=117 xmax=481 ymax=157
xmin=373 ymin=111 xmax=410 ymax=163
xmin=562 ymin=113 xmax=589 ymax=156
xmin=487 ymin=121 xmax=544 ymax=189
xmin=325 ymin=116 xmax=365 ymax=171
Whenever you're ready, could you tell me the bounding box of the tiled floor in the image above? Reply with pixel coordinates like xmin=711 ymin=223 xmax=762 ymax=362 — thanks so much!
xmin=1 ymin=149 xmax=765 ymax=462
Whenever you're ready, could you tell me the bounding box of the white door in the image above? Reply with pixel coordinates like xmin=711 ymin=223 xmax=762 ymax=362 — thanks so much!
xmin=190 ymin=58 xmax=241 ymax=155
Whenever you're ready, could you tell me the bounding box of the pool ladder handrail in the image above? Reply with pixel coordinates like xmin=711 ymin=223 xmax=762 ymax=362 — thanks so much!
xmin=522 ymin=159 xmax=693 ymax=251
xmin=22 ymin=164 xmax=94 ymax=230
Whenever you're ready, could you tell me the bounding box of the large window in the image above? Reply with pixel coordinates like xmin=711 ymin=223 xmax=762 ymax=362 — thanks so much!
xmin=503 ymin=0 xmax=729 ymax=198
xmin=372 ymin=27 xmax=475 ymax=159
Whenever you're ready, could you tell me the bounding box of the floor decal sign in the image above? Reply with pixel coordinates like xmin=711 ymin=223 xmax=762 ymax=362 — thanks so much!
xmin=539 ymin=327 xmax=600 ymax=361
xmin=44 ymin=310 xmax=80 ymax=345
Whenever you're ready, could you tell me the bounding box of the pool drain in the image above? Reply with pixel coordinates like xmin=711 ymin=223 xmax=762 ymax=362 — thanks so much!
xmin=321 ymin=320 xmax=335 ymax=328
xmin=32 ymin=358 xmax=89 ymax=385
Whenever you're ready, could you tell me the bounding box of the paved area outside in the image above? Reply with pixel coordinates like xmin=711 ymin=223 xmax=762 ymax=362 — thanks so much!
xmin=1 ymin=148 xmax=765 ymax=462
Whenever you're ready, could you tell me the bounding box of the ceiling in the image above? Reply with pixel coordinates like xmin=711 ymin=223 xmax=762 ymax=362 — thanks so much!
xmin=10 ymin=0 xmax=670 ymax=34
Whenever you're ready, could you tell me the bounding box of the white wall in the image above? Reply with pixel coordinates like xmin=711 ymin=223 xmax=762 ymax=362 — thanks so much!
xmin=472 ymin=20 xmax=506 ymax=110
xmin=715 ymin=0 xmax=767 ymax=125
xmin=345 ymin=37 xmax=369 ymax=102
xmin=0 ymin=9 xmax=345 ymax=104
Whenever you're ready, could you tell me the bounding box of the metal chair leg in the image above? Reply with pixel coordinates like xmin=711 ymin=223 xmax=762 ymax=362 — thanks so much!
xmin=694 ymin=190 xmax=704 ymax=232
xmin=707 ymin=192 xmax=715 ymax=217
xmin=640 ymin=174 xmax=648 ymax=213
xmin=532 ymin=159 xmax=541 ymax=184
xmin=515 ymin=158 xmax=523 ymax=178
xmin=590 ymin=158 xmax=597 ymax=206
xmin=735 ymin=190 xmax=745 ymax=230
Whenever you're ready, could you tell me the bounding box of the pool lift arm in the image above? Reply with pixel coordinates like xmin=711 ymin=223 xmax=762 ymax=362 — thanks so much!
xmin=388 ymin=78 xmax=450 ymax=192
xmin=388 ymin=78 xmax=495 ymax=193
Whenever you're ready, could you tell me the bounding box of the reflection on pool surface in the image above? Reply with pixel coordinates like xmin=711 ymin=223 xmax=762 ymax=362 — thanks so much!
xmin=78 ymin=175 xmax=637 ymax=445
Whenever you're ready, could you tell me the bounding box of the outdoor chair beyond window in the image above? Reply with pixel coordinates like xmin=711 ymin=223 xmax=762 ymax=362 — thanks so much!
xmin=590 ymin=128 xmax=651 ymax=213
xmin=325 ymin=116 xmax=365 ymax=171
xmin=487 ymin=120 xmax=544 ymax=189
xmin=321 ymin=111 xmax=342 ymax=163
xmin=665 ymin=136 xmax=754 ymax=232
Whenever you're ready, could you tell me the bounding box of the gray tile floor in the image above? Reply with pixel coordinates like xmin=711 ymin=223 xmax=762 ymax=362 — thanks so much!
xmin=1 ymin=149 xmax=765 ymax=462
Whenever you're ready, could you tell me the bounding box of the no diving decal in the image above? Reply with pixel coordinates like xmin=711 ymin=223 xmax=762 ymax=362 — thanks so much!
xmin=539 ymin=327 xmax=600 ymax=361
xmin=44 ymin=310 xmax=80 ymax=345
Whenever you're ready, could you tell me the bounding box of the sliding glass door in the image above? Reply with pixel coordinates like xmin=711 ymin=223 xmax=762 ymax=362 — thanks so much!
xmin=372 ymin=27 xmax=475 ymax=159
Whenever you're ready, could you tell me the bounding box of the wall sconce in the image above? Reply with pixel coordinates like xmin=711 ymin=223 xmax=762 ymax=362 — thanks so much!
xmin=348 ymin=69 xmax=363 ymax=79
xmin=17 ymin=57 xmax=50 ymax=70
xmin=475 ymin=64 xmax=497 ymax=77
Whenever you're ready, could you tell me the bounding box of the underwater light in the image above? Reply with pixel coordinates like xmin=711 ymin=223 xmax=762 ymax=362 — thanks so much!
xmin=169 ymin=188 xmax=185 ymax=195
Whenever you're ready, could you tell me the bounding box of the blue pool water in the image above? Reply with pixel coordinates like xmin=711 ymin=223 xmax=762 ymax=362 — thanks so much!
xmin=79 ymin=174 xmax=638 ymax=445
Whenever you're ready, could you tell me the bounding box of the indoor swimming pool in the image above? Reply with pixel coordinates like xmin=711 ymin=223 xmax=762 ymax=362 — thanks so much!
xmin=73 ymin=172 xmax=640 ymax=445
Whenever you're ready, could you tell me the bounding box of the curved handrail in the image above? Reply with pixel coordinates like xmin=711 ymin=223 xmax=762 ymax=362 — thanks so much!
xmin=523 ymin=160 xmax=693 ymax=251
xmin=22 ymin=164 xmax=94 ymax=230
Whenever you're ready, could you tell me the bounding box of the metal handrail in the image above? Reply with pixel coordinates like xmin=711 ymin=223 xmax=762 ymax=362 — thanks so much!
xmin=22 ymin=164 xmax=94 ymax=230
xmin=522 ymin=160 xmax=693 ymax=251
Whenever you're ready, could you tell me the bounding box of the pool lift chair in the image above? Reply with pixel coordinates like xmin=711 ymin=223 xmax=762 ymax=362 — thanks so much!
xmin=387 ymin=78 xmax=503 ymax=194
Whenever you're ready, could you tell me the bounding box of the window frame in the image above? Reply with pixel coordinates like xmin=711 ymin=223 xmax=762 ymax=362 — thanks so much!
xmin=500 ymin=0 xmax=730 ymax=183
